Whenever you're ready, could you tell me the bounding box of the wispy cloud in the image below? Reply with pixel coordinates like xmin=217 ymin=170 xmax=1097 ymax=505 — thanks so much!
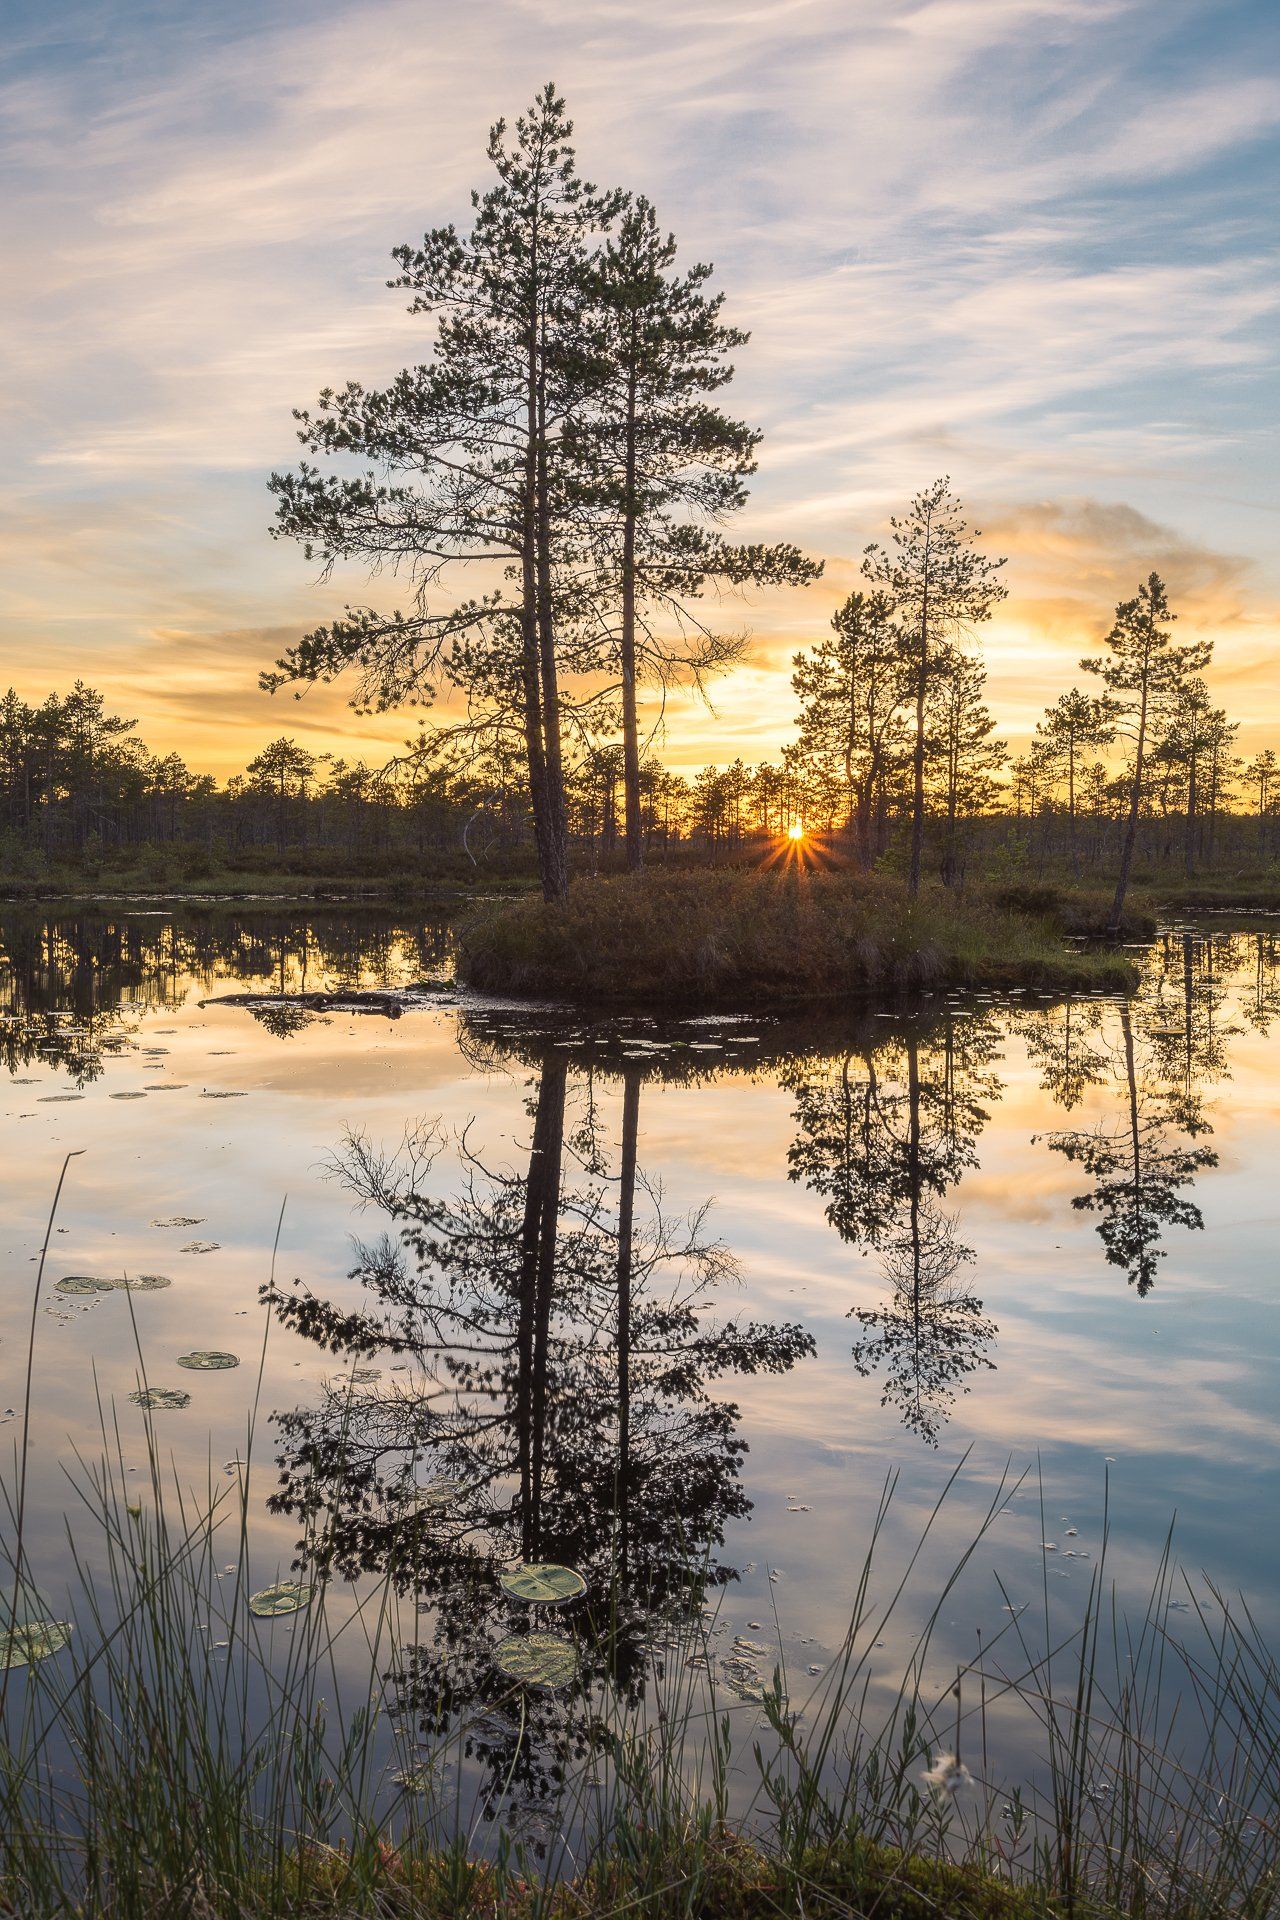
xmin=1 ymin=0 xmax=1276 ymax=772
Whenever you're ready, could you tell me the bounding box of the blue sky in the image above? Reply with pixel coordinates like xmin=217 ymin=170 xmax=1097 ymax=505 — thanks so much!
xmin=2 ymin=0 xmax=1277 ymax=772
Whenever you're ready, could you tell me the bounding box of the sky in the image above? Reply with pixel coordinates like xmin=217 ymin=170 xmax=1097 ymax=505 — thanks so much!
xmin=2 ymin=0 xmax=1278 ymax=779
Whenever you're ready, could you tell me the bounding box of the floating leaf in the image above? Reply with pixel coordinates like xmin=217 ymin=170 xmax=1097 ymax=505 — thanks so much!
xmin=248 ymin=1581 xmax=313 ymax=1618
xmin=109 ymin=1092 xmax=146 ymax=1101
xmin=180 ymin=1241 xmax=220 ymax=1254
xmin=113 ymin=1273 xmax=171 ymax=1292
xmin=55 ymin=1275 xmax=113 ymax=1296
xmin=151 ymin=1216 xmax=205 ymax=1228
xmin=393 ymin=1760 xmax=437 ymax=1792
xmin=493 ymin=1631 xmax=577 ymax=1690
xmin=176 ymin=1351 xmax=239 ymax=1371
xmin=406 ymin=1477 xmax=462 ymax=1514
xmin=128 ymin=1387 xmax=190 ymax=1411
xmin=0 ymin=1619 xmax=71 ymax=1669
xmin=499 ymin=1563 xmax=586 ymax=1606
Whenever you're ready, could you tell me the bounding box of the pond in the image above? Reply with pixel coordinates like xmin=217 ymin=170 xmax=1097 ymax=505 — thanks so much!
xmin=1 ymin=900 xmax=1278 ymax=1837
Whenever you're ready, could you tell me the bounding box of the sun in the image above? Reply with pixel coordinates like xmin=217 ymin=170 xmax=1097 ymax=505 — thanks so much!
xmin=787 ymin=822 xmax=805 ymax=840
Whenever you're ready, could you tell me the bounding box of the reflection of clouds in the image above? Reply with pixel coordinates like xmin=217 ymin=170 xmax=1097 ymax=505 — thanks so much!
xmin=4 ymin=0 xmax=1279 ymax=768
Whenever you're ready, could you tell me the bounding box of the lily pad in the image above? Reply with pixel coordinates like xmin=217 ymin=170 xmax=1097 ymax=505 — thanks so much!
xmin=499 ymin=1563 xmax=587 ymax=1606
xmin=407 ymin=1477 xmax=462 ymax=1514
xmin=113 ymin=1273 xmax=172 ymax=1292
xmin=493 ymin=1631 xmax=578 ymax=1690
xmin=109 ymin=1092 xmax=147 ymax=1101
xmin=349 ymin=1366 xmax=382 ymax=1384
xmin=0 ymin=1619 xmax=71 ymax=1669
xmin=176 ymin=1351 xmax=240 ymax=1371
xmin=55 ymin=1275 xmax=113 ymax=1296
xmin=179 ymin=1241 xmax=220 ymax=1254
xmin=128 ymin=1387 xmax=191 ymax=1410
xmin=151 ymin=1216 xmax=205 ymax=1228
xmin=248 ymin=1580 xmax=313 ymax=1618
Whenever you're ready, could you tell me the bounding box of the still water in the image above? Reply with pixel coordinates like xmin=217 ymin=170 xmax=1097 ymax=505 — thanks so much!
xmin=1 ymin=902 xmax=1278 ymax=1821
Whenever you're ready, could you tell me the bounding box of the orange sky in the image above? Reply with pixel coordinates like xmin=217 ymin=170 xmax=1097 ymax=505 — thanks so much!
xmin=3 ymin=0 xmax=1277 ymax=781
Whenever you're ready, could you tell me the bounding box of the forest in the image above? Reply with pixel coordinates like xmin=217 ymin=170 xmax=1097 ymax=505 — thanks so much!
xmin=2 ymin=646 xmax=1274 ymax=897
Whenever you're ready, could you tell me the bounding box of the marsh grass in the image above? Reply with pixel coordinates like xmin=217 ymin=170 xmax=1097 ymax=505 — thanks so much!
xmin=1 ymin=1243 xmax=1277 ymax=1917
xmin=457 ymin=870 xmax=1140 ymax=1007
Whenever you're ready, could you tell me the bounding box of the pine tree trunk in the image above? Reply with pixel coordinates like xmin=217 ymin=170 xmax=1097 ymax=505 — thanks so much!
xmin=908 ymin=662 xmax=927 ymax=898
xmin=621 ymin=345 xmax=643 ymax=872
xmin=520 ymin=314 xmax=561 ymax=904
xmin=1109 ymin=686 xmax=1148 ymax=936
xmin=908 ymin=585 xmax=929 ymax=897
xmin=534 ymin=376 xmax=571 ymax=901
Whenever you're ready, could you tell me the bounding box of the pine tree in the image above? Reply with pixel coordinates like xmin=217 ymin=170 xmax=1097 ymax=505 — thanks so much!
xmin=577 ymin=195 xmax=820 ymax=869
xmin=930 ymin=653 xmax=1006 ymax=887
xmin=1034 ymin=688 xmax=1118 ymax=868
xmin=1082 ymin=573 xmax=1210 ymax=932
xmin=265 ymin=85 xmax=618 ymax=900
xmin=791 ymin=590 xmax=910 ymax=867
xmin=861 ymin=480 xmax=1006 ymax=898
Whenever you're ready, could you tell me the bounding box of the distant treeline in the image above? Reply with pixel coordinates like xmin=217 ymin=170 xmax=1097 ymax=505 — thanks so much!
xmin=0 ymin=677 xmax=1276 ymax=886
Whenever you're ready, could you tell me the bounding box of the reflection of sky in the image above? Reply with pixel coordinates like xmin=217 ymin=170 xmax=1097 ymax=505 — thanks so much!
xmin=2 ymin=0 xmax=1277 ymax=772
xmin=0 ymin=913 xmax=1277 ymax=1739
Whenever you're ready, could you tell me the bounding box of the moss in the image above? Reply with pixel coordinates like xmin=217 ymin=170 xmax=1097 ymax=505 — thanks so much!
xmin=221 ymin=1832 xmax=1079 ymax=1918
xmin=457 ymin=869 xmax=1138 ymax=1009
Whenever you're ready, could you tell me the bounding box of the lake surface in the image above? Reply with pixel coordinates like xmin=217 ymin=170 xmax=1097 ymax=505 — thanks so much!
xmin=2 ymin=901 xmax=1278 ymax=1830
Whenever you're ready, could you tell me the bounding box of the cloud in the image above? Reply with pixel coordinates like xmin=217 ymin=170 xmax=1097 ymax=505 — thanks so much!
xmin=1 ymin=0 xmax=1277 ymax=772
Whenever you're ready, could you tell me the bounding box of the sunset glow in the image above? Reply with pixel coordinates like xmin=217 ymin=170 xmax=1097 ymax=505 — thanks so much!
xmin=2 ymin=0 xmax=1277 ymax=776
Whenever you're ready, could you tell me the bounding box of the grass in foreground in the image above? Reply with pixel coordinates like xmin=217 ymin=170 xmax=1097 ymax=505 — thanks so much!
xmin=3 ymin=1398 xmax=1278 ymax=1918
xmin=458 ymin=869 xmax=1142 ymax=1007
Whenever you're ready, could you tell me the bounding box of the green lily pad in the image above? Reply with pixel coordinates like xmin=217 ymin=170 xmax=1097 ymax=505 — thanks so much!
xmin=499 ymin=1563 xmax=587 ymax=1605
xmin=128 ymin=1387 xmax=190 ymax=1410
xmin=248 ymin=1581 xmax=313 ymax=1618
xmin=55 ymin=1275 xmax=113 ymax=1296
xmin=0 ymin=1619 xmax=71 ymax=1669
xmin=176 ymin=1351 xmax=239 ymax=1370
xmin=113 ymin=1273 xmax=172 ymax=1292
xmin=493 ymin=1631 xmax=578 ymax=1690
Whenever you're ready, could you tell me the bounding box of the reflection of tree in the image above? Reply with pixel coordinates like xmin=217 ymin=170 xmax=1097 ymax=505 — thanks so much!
xmin=266 ymin=1052 xmax=812 ymax=1811
xmin=1142 ymin=930 xmax=1234 ymax=1097
xmin=1039 ymin=1002 xmax=1217 ymax=1296
xmin=1239 ymin=928 xmax=1280 ymax=1035
xmin=0 ymin=905 xmax=454 ymax=1070
xmin=1018 ymin=997 xmax=1110 ymax=1112
xmin=785 ymin=1014 xmax=1002 ymax=1444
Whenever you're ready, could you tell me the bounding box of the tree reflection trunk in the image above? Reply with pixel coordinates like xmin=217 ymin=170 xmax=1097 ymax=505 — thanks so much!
xmin=615 ymin=1067 xmax=640 ymax=1578
xmin=516 ymin=1057 xmax=567 ymax=1559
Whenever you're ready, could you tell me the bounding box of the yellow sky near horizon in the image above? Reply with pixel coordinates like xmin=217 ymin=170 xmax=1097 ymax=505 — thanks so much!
xmin=4 ymin=489 xmax=1276 ymax=785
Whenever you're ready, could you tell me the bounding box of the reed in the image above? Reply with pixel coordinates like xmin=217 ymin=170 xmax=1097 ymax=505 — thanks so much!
xmin=1 ymin=1284 xmax=1276 ymax=1916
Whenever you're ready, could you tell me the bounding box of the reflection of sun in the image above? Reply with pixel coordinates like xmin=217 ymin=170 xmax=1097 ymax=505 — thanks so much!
xmin=787 ymin=822 xmax=805 ymax=840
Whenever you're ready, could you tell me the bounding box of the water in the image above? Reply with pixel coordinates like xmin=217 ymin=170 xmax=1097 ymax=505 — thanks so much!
xmin=2 ymin=901 xmax=1278 ymax=1825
